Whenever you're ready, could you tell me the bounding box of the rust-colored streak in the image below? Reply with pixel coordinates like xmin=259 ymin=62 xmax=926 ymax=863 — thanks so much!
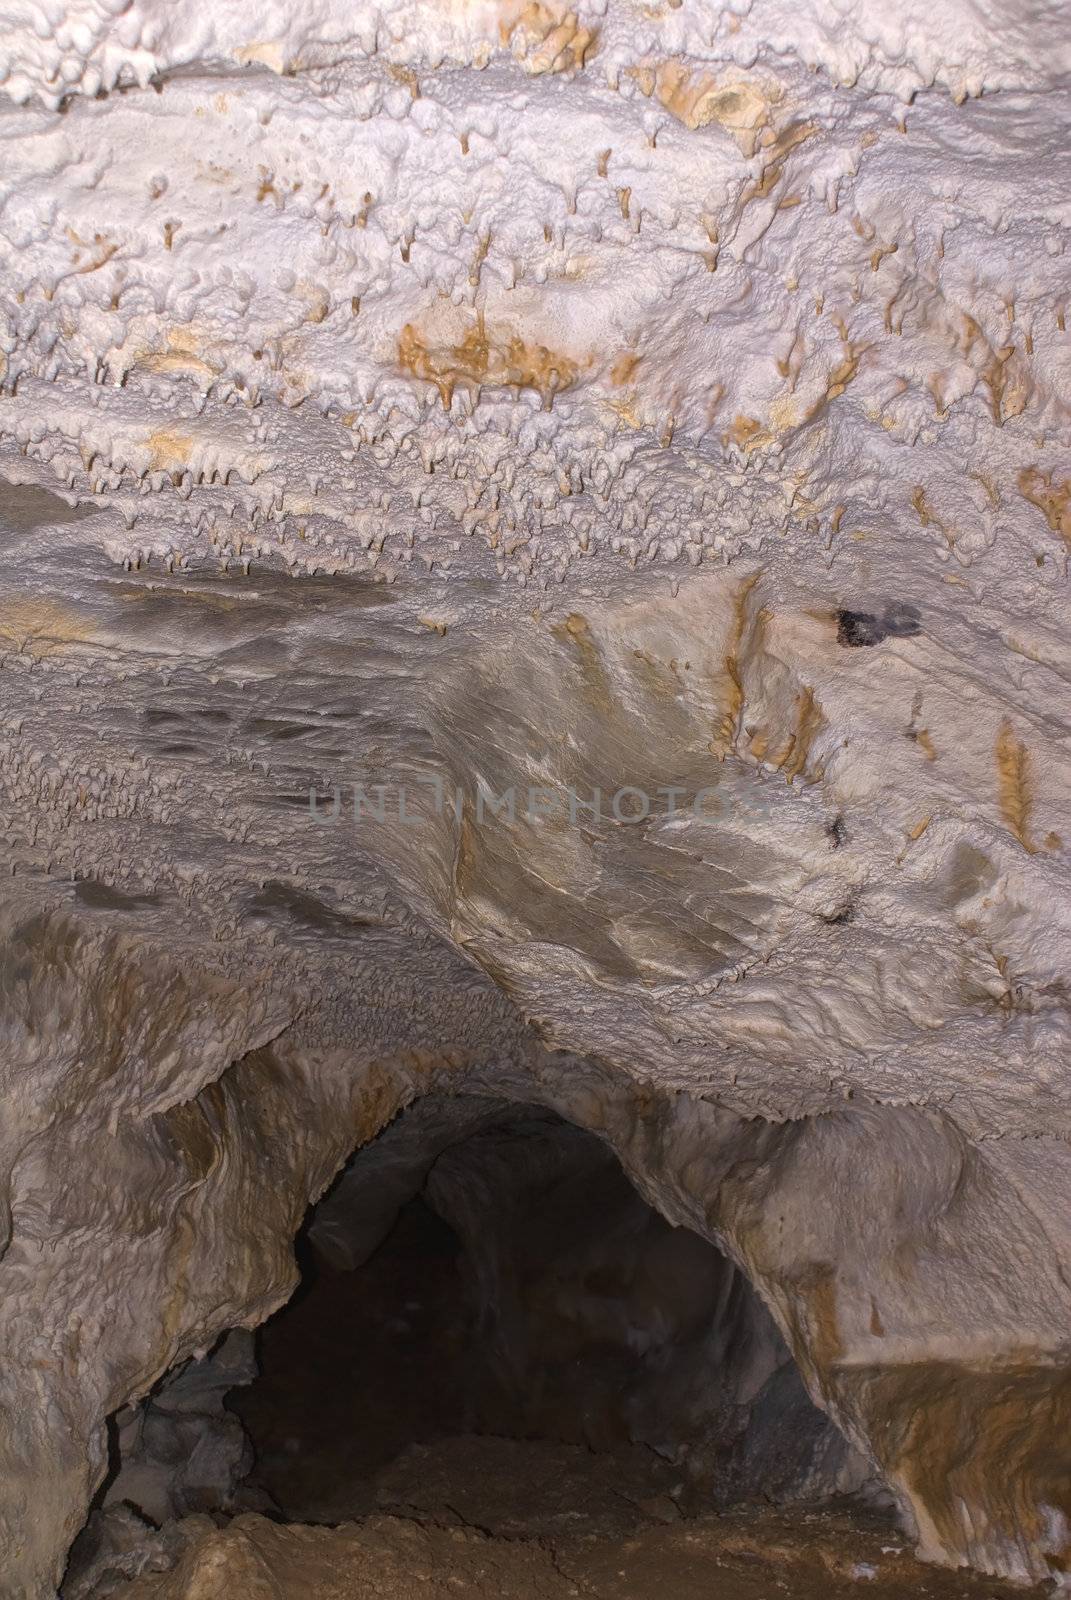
xmin=147 ymin=429 xmax=194 ymax=470
xmin=1019 ymin=466 xmax=1071 ymax=547
xmin=550 ymin=612 xmax=613 ymax=713
xmin=775 ymin=684 xmax=825 ymax=783
xmin=399 ymin=316 xmax=579 ymax=411
xmin=710 ymin=574 xmax=760 ymax=761
xmin=995 ymin=718 xmax=1037 ymax=854
xmin=642 ymin=63 xmax=775 ymax=154
xmin=501 ymin=2 xmax=597 ymax=74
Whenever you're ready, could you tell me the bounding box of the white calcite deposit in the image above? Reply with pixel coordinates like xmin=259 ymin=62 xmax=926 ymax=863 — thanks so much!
xmin=0 ymin=0 xmax=1068 ymax=1593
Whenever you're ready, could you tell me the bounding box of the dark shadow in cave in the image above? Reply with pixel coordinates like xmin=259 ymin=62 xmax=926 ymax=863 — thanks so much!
xmin=232 ymin=1195 xmax=474 ymax=1521
xmin=226 ymin=1099 xmax=871 ymax=1534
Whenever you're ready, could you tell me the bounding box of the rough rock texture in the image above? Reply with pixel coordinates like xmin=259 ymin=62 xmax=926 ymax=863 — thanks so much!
xmin=78 ymin=1505 xmax=1058 ymax=1600
xmin=101 ymin=1331 xmax=259 ymax=1527
xmin=0 ymin=0 xmax=1069 ymax=1591
xmin=85 ymin=1513 xmax=585 ymax=1600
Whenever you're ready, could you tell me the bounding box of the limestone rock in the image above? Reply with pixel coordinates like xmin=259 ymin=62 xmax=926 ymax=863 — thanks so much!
xmin=0 ymin=0 xmax=1067 ymax=1589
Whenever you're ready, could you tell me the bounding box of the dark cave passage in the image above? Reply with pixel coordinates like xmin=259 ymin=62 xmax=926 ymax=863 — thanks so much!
xmin=231 ymin=1196 xmax=475 ymax=1522
xmin=227 ymin=1101 xmax=869 ymax=1531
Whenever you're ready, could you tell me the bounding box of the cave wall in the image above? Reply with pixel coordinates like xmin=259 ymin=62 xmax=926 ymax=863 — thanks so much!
xmin=2 ymin=911 xmax=1068 ymax=1592
xmin=0 ymin=0 xmax=1069 ymax=1590
xmin=420 ymin=1108 xmax=868 ymax=1503
xmin=307 ymin=1098 xmax=867 ymax=1503
xmin=307 ymin=1082 xmax=1071 ymax=1580
xmin=514 ymin=1065 xmax=1071 ymax=1582
xmin=0 ymin=909 xmax=422 ymax=1593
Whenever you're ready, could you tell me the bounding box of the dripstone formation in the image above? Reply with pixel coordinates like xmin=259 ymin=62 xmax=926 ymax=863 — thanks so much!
xmin=0 ymin=0 xmax=1068 ymax=1592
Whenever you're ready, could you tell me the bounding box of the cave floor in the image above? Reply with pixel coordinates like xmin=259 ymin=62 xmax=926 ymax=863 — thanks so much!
xmin=111 ymin=1493 xmax=1046 ymax=1600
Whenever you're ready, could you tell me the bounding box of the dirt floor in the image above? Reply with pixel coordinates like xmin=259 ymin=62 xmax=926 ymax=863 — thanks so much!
xmin=112 ymin=1496 xmax=1049 ymax=1600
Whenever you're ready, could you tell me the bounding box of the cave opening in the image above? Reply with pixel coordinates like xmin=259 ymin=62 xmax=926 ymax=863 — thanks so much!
xmin=219 ymin=1098 xmax=869 ymax=1535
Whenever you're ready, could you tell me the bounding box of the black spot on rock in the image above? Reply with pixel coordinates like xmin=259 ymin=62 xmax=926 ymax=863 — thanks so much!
xmin=837 ymin=603 xmax=921 ymax=648
xmin=74 ymin=880 xmax=160 ymax=911
xmin=247 ymin=881 xmax=376 ymax=937
xmin=0 ymin=481 xmax=100 ymax=535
